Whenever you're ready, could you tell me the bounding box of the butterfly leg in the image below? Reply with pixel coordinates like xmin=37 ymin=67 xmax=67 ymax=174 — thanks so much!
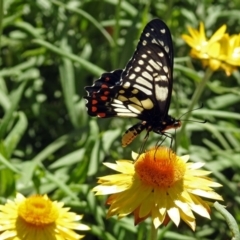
xmin=136 ymin=125 xmax=153 ymax=156
xmin=153 ymin=132 xmax=174 ymax=159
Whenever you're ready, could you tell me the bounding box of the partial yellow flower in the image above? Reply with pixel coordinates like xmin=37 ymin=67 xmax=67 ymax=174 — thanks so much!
xmin=182 ymin=22 xmax=226 ymax=60
xmin=93 ymin=147 xmax=223 ymax=231
xmin=219 ymin=33 xmax=240 ymax=75
xmin=0 ymin=193 xmax=90 ymax=240
xmin=182 ymin=22 xmax=240 ymax=75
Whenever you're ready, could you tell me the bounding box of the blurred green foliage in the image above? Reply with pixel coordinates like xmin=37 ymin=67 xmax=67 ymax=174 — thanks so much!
xmin=0 ymin=0 xmax=240 ymax=239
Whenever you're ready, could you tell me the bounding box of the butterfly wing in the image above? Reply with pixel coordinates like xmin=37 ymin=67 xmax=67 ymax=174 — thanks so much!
xmin=85 ymin=69 xmax=122 ymax=117
xmin=123 ymin=19 xmax=173 ymax=78
xmin=85 ymin=19 xmax=173 ymax=120
xmin=84 ymin=19 xmax=175 ymax=146
xmin=113 ymin=43 xmax=173 ymax=120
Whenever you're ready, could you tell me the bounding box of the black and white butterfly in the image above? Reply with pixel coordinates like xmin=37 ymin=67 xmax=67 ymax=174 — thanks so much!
xmin=84 ymin=19 xmax=181 ymax=147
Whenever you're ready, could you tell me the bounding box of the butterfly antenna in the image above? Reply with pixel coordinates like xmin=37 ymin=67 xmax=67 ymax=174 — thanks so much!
xmin=178 ymin=103 xmax=204 ymax=120
xmin=180 ymin=119 xmax=207 ymax=124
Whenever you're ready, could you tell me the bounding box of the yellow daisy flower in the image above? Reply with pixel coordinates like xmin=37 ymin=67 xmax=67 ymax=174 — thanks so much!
xmin=93 ymin=147 xmax=223 ymax=231
xmin=182 ymin=22 xmax=240 ymax=75
xmin=0 ymin=193 xmax=90 ymax=240
xmin=182 ymin=22 xmax=226 ymax=60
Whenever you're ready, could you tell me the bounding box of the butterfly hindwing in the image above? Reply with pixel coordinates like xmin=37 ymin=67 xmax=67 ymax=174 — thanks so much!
xmin=85 ymin=69 xmax=123 ymax=117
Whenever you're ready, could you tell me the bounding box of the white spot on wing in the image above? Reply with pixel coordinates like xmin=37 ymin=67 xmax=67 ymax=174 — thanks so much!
xmin=117 ymin=112 xmax=138 ymax=117
xmin=158 ymin=52 xmax=164 ymax=57
xmin=111 ymin=103 xmax=125 ymax=109
xmin=134 ymin=67 xmax=141 ymax=72
xmin=138 ymin=60 xmax=144 ymax=65
xmin=159 ymin=41 xmax=164 ymax=46
xmin=155 ymin=86 xmax=168 ymax=101
xmin=151 ymin=39 xmax=157 ymax=44
xmin=154 ymin=74 xmax=168 ymax=82
xmin=136 ymin=77 xmax=152 ymax=89
xmin=114 ymin=107 xmax=131 ymax=113
xmin=128 ymin=105 xmax=141 ymax=114
xmin=163 ymin=66 xmax=169 ymax=73
xmin=146 ymin=65 xmax=153 ymax=72
xmin=133 ymin=84 xmax=152 ymax=95
xmin=160 ymin=28 xmax=166 ymax=34
xmin=129 ymin=73 xmax=136 ymax=79
xmin=160 ymin=75 xmax=167 ymax=81
xmin=113 ymin=99 xmax=123 ymax=105
xmin=123 ymin=82 xmax=131 ymax=89
xmin=142 ymin=71 xmax=153 ymax=81
xmin=149 ymin=59 xmax=160 ymax=70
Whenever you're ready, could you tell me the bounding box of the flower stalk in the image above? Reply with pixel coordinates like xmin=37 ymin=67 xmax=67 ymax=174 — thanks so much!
xmin=214 ymin=202 xmax=240 ymax=240
xmin=150 ymin=221 xmax=158 ymax=240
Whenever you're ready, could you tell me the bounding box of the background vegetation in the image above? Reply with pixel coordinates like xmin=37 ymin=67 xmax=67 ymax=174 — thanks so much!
xmin=1 ymin=0 xmax=240 ymax=239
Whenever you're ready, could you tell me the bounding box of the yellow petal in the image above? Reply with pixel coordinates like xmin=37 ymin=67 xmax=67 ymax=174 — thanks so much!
xmin=209 ymin=24 xmax=226 ymax=43
xmin=139 ymin=193 xmax=154 ymax=218
xmin=190 ymin=203 xmax=210 ymax=219
xmin=189 ymin=189 xmax=223 ymax=200
xmin=167 ymin=201 xmax=181 ymax=226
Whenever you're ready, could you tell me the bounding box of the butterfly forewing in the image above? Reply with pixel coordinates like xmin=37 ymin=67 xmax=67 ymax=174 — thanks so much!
xmin=122 ymin=19 xmax=173 ymax=80
xmin=116 ymin=43 xmax=172 ymax=119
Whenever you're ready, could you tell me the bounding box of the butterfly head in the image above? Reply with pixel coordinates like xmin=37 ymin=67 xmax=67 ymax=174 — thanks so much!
xmin=164 ymin=118 xmax=181 ymax=131
xmin=153 ymin=117 xmax=181 ymax=134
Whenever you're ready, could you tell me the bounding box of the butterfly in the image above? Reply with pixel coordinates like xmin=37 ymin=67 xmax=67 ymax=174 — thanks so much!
xmin=84 ymin=19 xmax=181 ymax=147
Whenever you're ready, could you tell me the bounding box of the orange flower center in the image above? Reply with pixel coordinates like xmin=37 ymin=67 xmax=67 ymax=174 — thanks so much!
xmin=18 ymin=195 xmax=59 ymax=226
xmin=134 ymin=147 xmax=186 ymax=188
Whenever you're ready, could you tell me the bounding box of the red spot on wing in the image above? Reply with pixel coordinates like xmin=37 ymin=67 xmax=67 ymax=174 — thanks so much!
xmin=92 ymin=106 xmax=97 ymax=112
xmin=104 ymin=91 xmax=110 ymax=95
xmin=98 ymin=113 xmax=106 ymax=117
xmin=92 ymin=100 xmax=97 ymax=105
xmin=101 ymin=84 xmax=108 ymax=88
xmin=101 ymin=96 xmax=108 ymax=101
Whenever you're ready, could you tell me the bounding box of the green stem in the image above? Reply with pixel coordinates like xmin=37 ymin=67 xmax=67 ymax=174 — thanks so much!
xmin=178 ymin=67 xmax=213 ymax=142
xmin=214 ymin=201 xmax=240 ymax=240
xmin=150 ymin=222 xmax=158 ymax=240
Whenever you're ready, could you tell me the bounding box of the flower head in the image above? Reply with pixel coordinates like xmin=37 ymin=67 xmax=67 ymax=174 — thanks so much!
xmin=0 ymin=193 xmax=90 ymax=240
xmin=182 ymin=22 xmax=240 ymax=75
xmin=93 ymin=147 xmax=223 ymax=231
